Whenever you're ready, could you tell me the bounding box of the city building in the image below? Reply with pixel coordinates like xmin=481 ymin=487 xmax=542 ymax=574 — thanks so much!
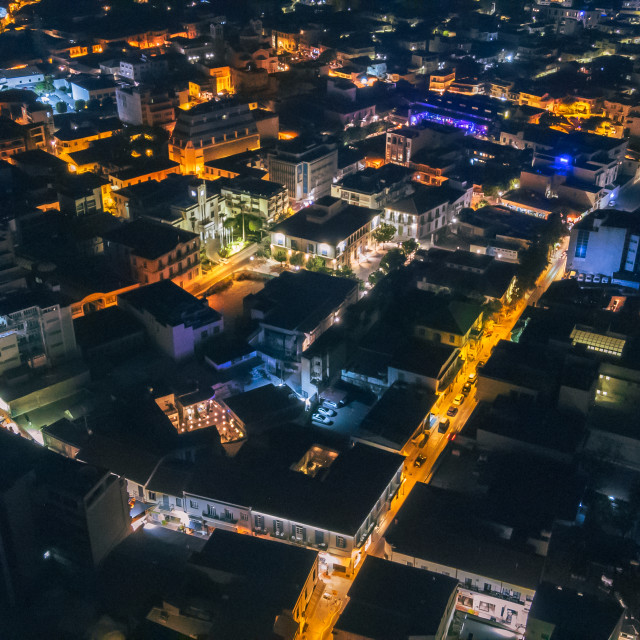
xmin=331 ymin=164 xmax=414 ymax=209
xmin=118 ymin=55 xmax=169 ymax=82
xmin=219 ymin=176 xmax=289 ymax=224
xmin=271 ymin=196 xmax=379 ymax=267
xmin=118 ymin=280 xmax=223 ymax=360
xmin=0 ymin=290 xmax=78 ymax=375
xmin=333 ymin=556 xmax=458 ymax=640
xmin=567 ymin=209 xmax=640 ymax=284
xmin=103 ymin=218 xmax=200 ymax=287
xmin=243 ymin=269 xmax=358 ymax=386
xmin=386 ymin=122 xmax=464 ymax=166
xmin=69 ymin=76 xmax=117 ymax=104
xmin=116 ymin=85 xmax=175 ymax=128
xmin=525 ymin=582 xmax=625 ymax=640
xmin=268 ymin=138 xmax=338 ymax=206
xmin=384 ymin=483 xmax=546 ymax=633
xmin=169 ymin=99 xmax=260 ymax=175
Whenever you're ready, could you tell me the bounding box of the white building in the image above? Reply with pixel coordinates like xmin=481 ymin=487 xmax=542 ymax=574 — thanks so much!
xmin=117 ymin=280 xmax=223 ymax=361
xmin=0 ymin=290 xmax=78 ymax=375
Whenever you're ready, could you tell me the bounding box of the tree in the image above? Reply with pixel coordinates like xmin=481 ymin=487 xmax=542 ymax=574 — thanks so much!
xmin=86 ymin=98 xmax=101 ymax=111
xmin=273 ymin=249 xmax=288 ymax=265
xmin=368 ymin=270 xmax=385 ymax=287
xmin=372 ymin=222 xmax=396 ymax=246
xmin=402 ymin=238 xmax=419 ymax=258
xmin=512 ymin=243 xmax=549 ymax=300
xmin=55 ymin=101 xmax=67 ymax=114
xmin=306 ymin=256 xmax=326 ymax=272
xmin=481 ymin=300 xmax=503 ymax=325
xmin=380 ymin=248 xmax=406 ymax=274
xmin=74 ymin=99 xmax=86 ymax=111
xmin=289 ymin=251 xmax=305 ymax=267
xmin=336 ymin=265 xmax=358 ymax=279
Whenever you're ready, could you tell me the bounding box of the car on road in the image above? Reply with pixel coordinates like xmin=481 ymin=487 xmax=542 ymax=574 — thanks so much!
xmin=462 ymin=381 xmax=472 ymax=395
xmin=312 ymin=414 xmax=332 ymax=425
xmin=453 ymin=394 xmax=465 ymax=406
xmin=316 ymin=406 xmax=336 ymax=417
xmin=446 ymin=406 xmax=458 ymax=417
xmin=414 ymin=455 xmax=426 ymax=467
xmin=468 ymin=372 xmax=478 ymax=384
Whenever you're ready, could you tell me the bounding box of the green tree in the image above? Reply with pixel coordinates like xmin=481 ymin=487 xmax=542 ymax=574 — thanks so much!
xmin=402 ymin=238 xmax=419 ymax=258
xmin=380 ymin=248 xmax=406 ymax=274
xmin=512 ymin=243 xmax=549 ymax=300
xmin=306 ymin=256 xmax=326 ymax=272
xmin=336 ymin=265 xmax=358 ymax=279
xmin=273 ymin=249 xmax=288 ymax=265
xmin=74 ymin=99 xmax=86 ymax=111
xmin=372 ymin=222 xmax=396 ymax=246
xmin=368 ymin=270 xmax=384 ymax=286
xmin=289 ymin=251 xmax=305 ymax=267
xmin=481 ymin=300 xmax=503 ymax=325
xmin=55 ymin=101 xmax=67 ymax=114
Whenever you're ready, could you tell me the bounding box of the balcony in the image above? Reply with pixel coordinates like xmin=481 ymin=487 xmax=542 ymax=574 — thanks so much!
xmin=202 ymin=511 xmax=238 ymax=525
xmin=462 ymin=583 xmax=525 ymax=606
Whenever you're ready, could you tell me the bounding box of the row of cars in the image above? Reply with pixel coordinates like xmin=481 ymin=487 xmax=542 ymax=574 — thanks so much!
xmin=567 ymin=270 xmax=610 ymax=284
xmin=311 ymin=398 xmax=343 ymax=426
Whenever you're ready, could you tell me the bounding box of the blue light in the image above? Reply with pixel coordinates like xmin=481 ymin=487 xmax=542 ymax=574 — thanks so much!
xmin=558 ymin=155 xmax=571 ymax=164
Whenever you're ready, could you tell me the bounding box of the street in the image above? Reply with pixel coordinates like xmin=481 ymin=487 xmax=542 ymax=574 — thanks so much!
xmin=302 ymin=241 xmax=568 ymax=639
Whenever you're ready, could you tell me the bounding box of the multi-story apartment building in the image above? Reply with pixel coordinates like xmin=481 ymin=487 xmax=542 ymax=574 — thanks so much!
xmin=138 ymin=423 xmax=404 ymax=575
xmin=169 ymin=99 xmax=260 ymax=175
xmin=118 ymin=281 xmax=223 ymax=360
xmin=118 ymin=55 xmax=168 ymax=82
xmin=567 ymin=209 xmax=640 ymax=282
xmin=116 ymin=86 xmax=175 ymax=128
xmin=0 ymin=290 xmax=78 ymax=375
xmin=268 ymin=138 xmax=338 ymax=206
xmin=331 ymin=164 xmax=414 ymax=209
xmin=103 ymin=218 xmax=200 ymax=288
xmin=385 ymin=121 xmax=464 ymax=166
xmin=219 ymin=176 xmax=288 ymax=224
xmin=51 ymin=117 xmax=122 ymax=161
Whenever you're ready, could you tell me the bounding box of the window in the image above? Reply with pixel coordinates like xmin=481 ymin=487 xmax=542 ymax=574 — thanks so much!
xmin=274 ymin=519 xmax=284 ymax=535
xmin=255 ymin=515 xmax=265 ymax=530
xmin=240 ymin=512 xmax=248 ymax=520
xmin=295 ymin=525 xmax=306 ymax=540
xmin=315 ymin=530 xmax=324 ymax=545
xmin=176 ymin=498 xmax=183 ymax=508
xmin=484 ymin=583 xmax=492 ymax=592
xmin=148 ymin=491 xmax=156 ymax=501
xmin=190 ymin=499 xmax=199 ymax=509
xmin=575 ymin=229 xmax=589 ymax=258
xmin=206 ymin=505 xmax=216 ymax=517
xmin=336 ymin=536 xmax=347 ymax=549
xmin=465 ymin=578 xmax=472 ymax=587
xmin=449 ymin=334 xmax=456 ymax=343
xmin=138 ymin=485 xmax=144 ymax=497
xmin=224 ymin=508 xmax=232 ymax=519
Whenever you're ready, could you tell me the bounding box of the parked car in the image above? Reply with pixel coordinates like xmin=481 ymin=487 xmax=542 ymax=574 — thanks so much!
xmin=602 ymin=276 xmax=610 ymax=284
xmin=577 ymin=273 xmax=585 ymax=282
xmin=462 ymin=382 xmax=472 ymax=395
xmin=593 ymin=275 xmax=602 ymax=283
xmin=447 ymin=406 xmax=458 ymax=417
xmin=312 ymin=414 xmax=332 ymax=425
xmin=468 ymin=372 xmax=478 ymax=384
xmin=453 ymin=394 xmax=465 ymax=406
xmin=320 ymin=398 xmax=343 ymax=410
xmin=414 ymin=455 xmax=427 ymax=467
xmin=317 ymin=406 xmax=336 ymax=417
xmin=585 ymin=274 xmax=593 ymax=283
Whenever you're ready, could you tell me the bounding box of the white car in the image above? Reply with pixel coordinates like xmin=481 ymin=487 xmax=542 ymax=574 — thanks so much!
xmin=317 ymin=406 xmax=336 ymax=417
xmin=593 ymin=275 xmax=602 ymax=284
xmin=312 ymin=414 xmax=332 ymax=425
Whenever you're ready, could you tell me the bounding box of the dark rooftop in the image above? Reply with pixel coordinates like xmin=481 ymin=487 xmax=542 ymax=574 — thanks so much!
xmin=118 ymin=280 xmax=221 ymax=329
xmin=104 ymin=218 xmax=198 ymax=260
xmin=337 ymin=556 xmax=458 ymax=640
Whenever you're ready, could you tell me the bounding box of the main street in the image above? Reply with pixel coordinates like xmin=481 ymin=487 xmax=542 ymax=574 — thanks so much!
xmin=303 ymin=243 xmax=568 ymax=640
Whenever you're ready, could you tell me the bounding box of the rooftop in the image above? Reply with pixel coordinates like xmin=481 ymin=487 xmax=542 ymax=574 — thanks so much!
xmin=337 ymin=556 xmax=458 ymax=640
xmin=244 ymin=270 xmax=357 ymax=334
xmin=119 ymin=280 xmax=221 ymax=329
xmin=104 ymin=218 xmax=198 ymax=260
xmin=271 ymin=202 xmax=377 ymax=247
